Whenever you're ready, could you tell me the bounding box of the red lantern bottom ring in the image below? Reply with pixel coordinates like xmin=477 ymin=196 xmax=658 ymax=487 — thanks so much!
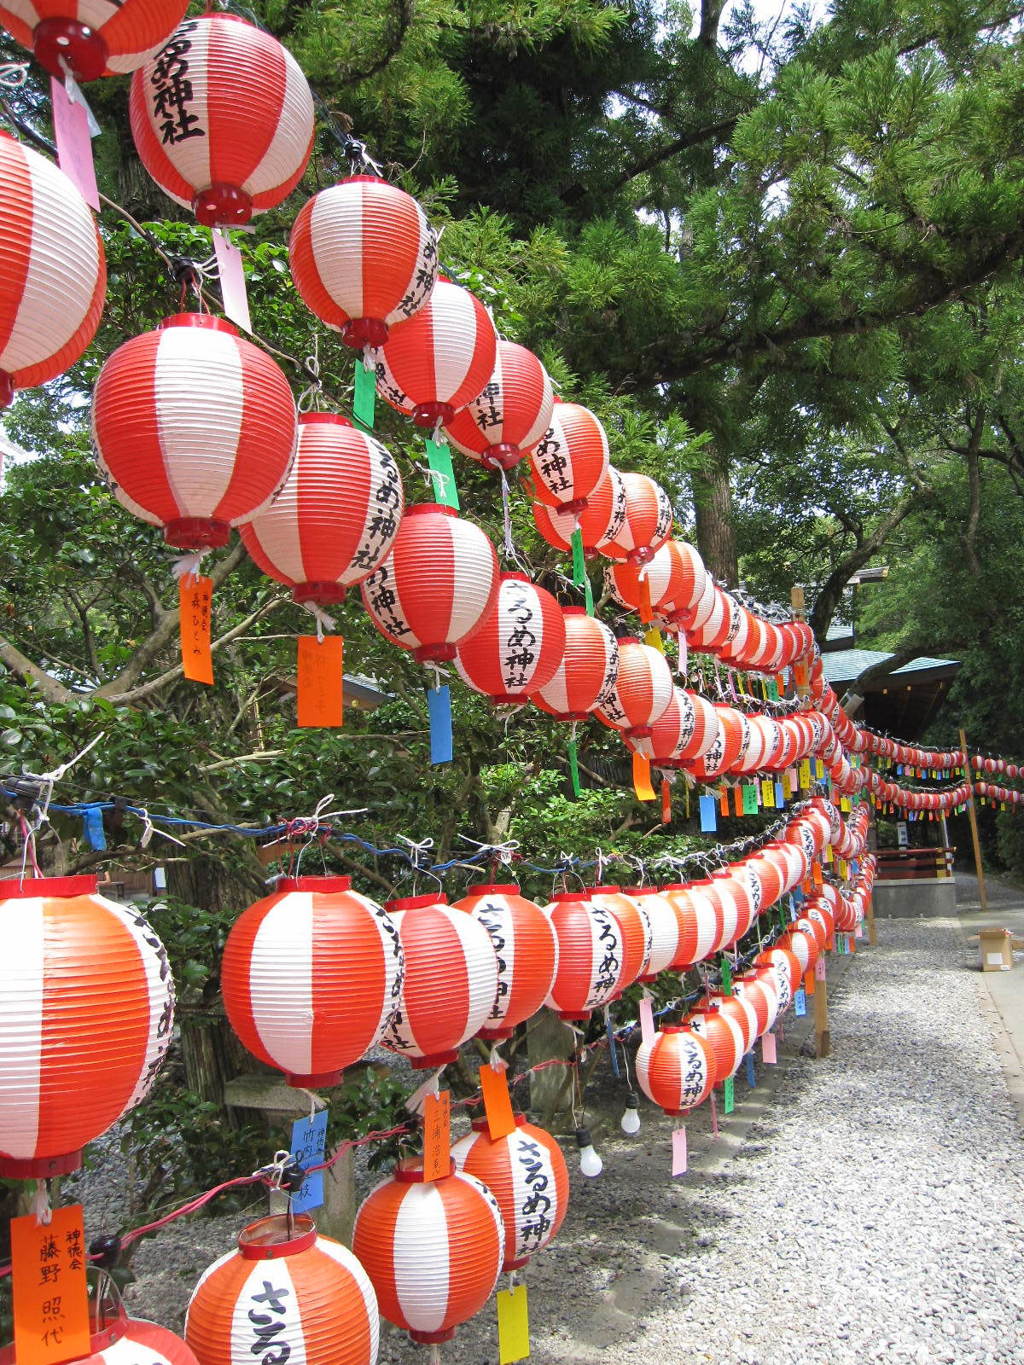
xmin=193 ymin=184 xmax=255 ymax=228
xmin=410 ymin=1328 xmax=457 ymax=1345
xmin=285 ymin=1069 xmax=343 ymax=1089
xmin=411 ymin=1049 xmax=459 ymax=1069
xmin=0 ymin=370 xmax=13 ymax=409
xmin=415 ymin=643 xmax=458 ymax=663
xmin=480 ymin=443 xmax=522 ymax=471
xmin=504 ymin=1254 xmax=530 ymax=1272
xmin=555 ymin=495 xmax=590 ymax=515
xmin=33 ymin=17 xmax=109 ymax=81
xmin=625 ymin=725 xmax=653 ymax=740
xmin=412 ymin=401 xmax=456 ymax=428
xmin=0 ymin=1150 xmax=82 ymax=1180
xmin=627 ymin=546 xmax=656 ymax=565
xmin=557 ymin=1010 xmax=592 ymax=1022
xmin=478 ymin=1025 xmax=514 ymax=1041
xmin=164 ymin=517 xmax=231 ymax=549
xmin=341 ymin=317 xmax=390 ymax=350
xmin=293 ymin=582 xmax=348 ymax=605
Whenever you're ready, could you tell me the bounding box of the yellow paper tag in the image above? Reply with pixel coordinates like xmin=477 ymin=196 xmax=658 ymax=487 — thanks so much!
xmin=498 ymin=1284 xmax=530 ymax=1364
xmin=761 ymin=779 xmax=775 ymax=808
xmin=823 ymin=843 xmax=834 ymax=863
xmin=782 ymin=771 xmax=794 ymax=799
xmin=798 ymin=759 xmax=811 ymax=790
xmin=644 ymin=626 xmax=665 ymax=653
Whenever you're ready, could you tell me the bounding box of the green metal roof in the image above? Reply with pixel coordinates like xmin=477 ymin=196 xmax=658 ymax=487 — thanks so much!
xmin=821 ymin=649 xmax=960 ymax=687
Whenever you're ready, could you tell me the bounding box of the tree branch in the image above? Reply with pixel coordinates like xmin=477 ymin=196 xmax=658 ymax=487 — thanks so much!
xmin=809 ymin=492 xmax=919 ymax=639
xmin=0 ymin=637 xmax=72 ymax=704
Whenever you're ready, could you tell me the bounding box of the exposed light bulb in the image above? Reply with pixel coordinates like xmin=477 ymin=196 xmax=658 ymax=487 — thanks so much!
xmin=575 ymin=1125 xmax=603 ymax=1177
xmin=620 ymin=1088 xmax=641 ymax=1135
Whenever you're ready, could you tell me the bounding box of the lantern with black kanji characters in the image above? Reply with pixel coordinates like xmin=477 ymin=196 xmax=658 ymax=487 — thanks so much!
xmin=594 ymin=636 xmax=674 ymax=745
xmin=1 ymin=0 xmax=188 ymax=80
xmin=597 ymin=472 xmax=673 ymax=565
xmin=455 ymin=573 xmax=566 ymax=704
xmin=635 ymin=1025 xmax=716 ymax=1115
xmin=444 ymin=340 xmax=553 ymax=470
xmin=527 ymin=398 xmax=609 ymax=514
xmin=531 ymin=607 xmax=618 ymax=720
xmin=532 ymin=464 xmax=627 ymax=553
xmin=542 ymin=891 xmax=623 ymax=1021
xmin=451 ymin=883 xmax=558 ymax=1039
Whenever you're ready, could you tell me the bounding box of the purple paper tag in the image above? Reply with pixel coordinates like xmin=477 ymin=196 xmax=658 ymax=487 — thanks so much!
xmin=762 ymin=1032 xmax=777 ymax=1064
xmin=639 ymin=994 xmax=655 ymax=1046
xmin=671 ymin=1125 xmax=688 ymax=1176
xmin=51 ymin=76 xmax=99 ymax=210
xmin=213 ymin=229 xmax=252 ymax=332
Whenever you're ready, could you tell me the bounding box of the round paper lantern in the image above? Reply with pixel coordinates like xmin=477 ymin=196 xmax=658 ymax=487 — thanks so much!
xmin=19 ymin=1314 xmax=199 ymax=1364
xmin=689 ymin=705 xmax=749 ymax=780
xmin=588 ymin=886 xmax=653 ymax=995
xmin=673 ymin=691 xmax=720 ymax=763
xmin=455 ymin=573 xmax=566 ymax=703
xmin=531 ymin=607 xmax=618 ymax=720
xmin=221 ymin=876 xmax=403 ymax=1089
xmin=594 ymin=636 xmax=674 ymax=742
xmin=92 ymin=313 xmax=297 ymax=549
xmin=732 ymin=972 xmax=779 ymax=1038
xmin=623 ymin=888 xmax=680 ymax=979
xmin=635 ymin=1025 xmax=715 ymax=1115
xmin=375 ymin=278 xmax=497 ymax=427
xmin=444 ymin=340 xmax=552 ymax=470
xmin=596 ymin=472 xmax=673 ymax=564
xmin=542 ymin=892 xmax=623 ymax=1020
xmin=186 ymin=1214 xmax=378 ymax=1365
xmin=1 ymin=0 xmax=188 ymax=80
xmin=777 ymin=927 xmax=816 ymax=976
xmin=451 ymin=883 xmax=558 ymax=1039
xmin=688 ymin=1003 xmax=744 ymax=1082
xmin=240 ymin=413 xmax=402 ymax=602
xmin=608 ymin=539 xmax=697 ymax=620
xmin=528 ymin=399 xmax=609 ymax=514
xmin=0 ymin=875 xmax=174 ymax=1178
xmin=451 ymin=1114 xmax=569 ymax=1270
xmin=382 ymin=895 xmax=499 ymax=1067
xmin=707 ymin=991 xmax=759 ymax=1057
xmin=289 ymin=176 xmax=437 ymax=349
xmin=532 ymin=464 xmax=627 ymax=553
xmin=130 ymin=15 xmax=315 ymax=226
xmin=0 ymin=131 xmax=105 ymax=410
xmin=756 ymin=946 xmax=802 ymax=999
xmin=710 ymin=867 xmax=752 ymax=947
xmin=634 ymin=687 xmax=698 ymax=764
xmin=353 ymin=1158 xmax=503 ymax=1345
xmin=661 ymin=883 xmax=719 ymax=969
xmin=360 ymin=504 xmax=499 ymax=662
xmin=756 ymin=959 xmax=791 ymax=1016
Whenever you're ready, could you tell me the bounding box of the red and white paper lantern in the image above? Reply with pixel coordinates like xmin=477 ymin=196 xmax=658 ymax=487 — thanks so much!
xmin=528 ymin=399 xmax=609 ymax=514
xmin=532 ymin=464 xmax=627 ymax=553
xmin=531 ymin=607 xmax=618 ymax=720
xmin=455 ymin=573 xmax=566 ymax=703
xmin=635 ymin=1025 xmax=715 ymax=1115
xmin=596 ymin=472 xmax=673 ymax=565
xmin=595 ymin=636 xmax=674 ymax=743
xmin=1 ymin=0 xmax=188 ymax=80
xmin=688 ymin=1002 xmax=745 ymax=1083
xmin=588 ymin=886 xmax=652 ymax=996
xmin=542 ymin=892 xmax=623 ymax=1020
xmin=444 ymin=340 xmax=553 ymax=470
xmin=622 ymin=888 xmax=680 ymax=980
xmin=451 ymin=883 xmax=558 ymax=1040
xmin=27 ymin=1314 xmax=199 ymax=1364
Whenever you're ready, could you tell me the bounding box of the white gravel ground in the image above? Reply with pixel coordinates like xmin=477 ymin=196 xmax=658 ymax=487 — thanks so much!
xmin=75 ymin=915 xmax=1024 ymax=1364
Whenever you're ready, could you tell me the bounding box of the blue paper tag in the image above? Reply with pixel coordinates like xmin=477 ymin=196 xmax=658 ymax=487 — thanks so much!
xmin=794 ymin=988 xmax=807 ymax=1016
xmin=774 ymin=781 xmax=785 ymax=807
xmin=699 ymin=794 xmax=718 ymax=832
xmin=427 ymin=684 xmax=453 ymax=764
xmin=82 ymin=805 xmax=106 ymax=850
xmin=744 ymin=1052 xmax=756 ymax=1087
xmin=791 ymin=885 xmax=805 ymax=908
xmin=289 ymin=1110 xmax=328 ymax=1214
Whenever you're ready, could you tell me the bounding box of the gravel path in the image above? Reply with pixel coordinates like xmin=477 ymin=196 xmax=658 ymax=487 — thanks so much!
xmin=74 ymin=915 xmax=1024 ymax=1364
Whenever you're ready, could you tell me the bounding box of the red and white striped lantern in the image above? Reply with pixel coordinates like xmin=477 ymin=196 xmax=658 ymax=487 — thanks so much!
xmin=688 ymin=1002 xmax=745 ymax=1082
xmin=732 ymin=971 xmax=779 ymax=1037
xmin=451 ymin=1115 xmax=569 ymax=1270
xmin=595 ymin=636 xmax=674 ymax=743
xmin=532 ymin=464 xmax=627 ymax=553
xmin=455 ymin=573 xmax=566 ymax=703
xmin=360 ymin=504 xmax=499 ymax=662
xmin=186 ymin=1214 xmax=378 ymax=1365
xmin=0 ymin=875 xmax=174 ymax=1178
xmin=608 ymin=539 xmax=698 ymax=621
xmin=623 ymin=888 xmax=680 ymax=980
xmin=0 ymin=132 xmax=106 ymax=410
xmin=528 ymin=399 xmax=609 ymax=514
xmin=289 ymin=176 xmax=437 ymax=349
xmin=542 ymin=892 xmax=623 ymax=1021
xmin=382 ymin=895 xmax=498 ymax=1068
xmin=596 ymin=472 xmax=673 ymax=565
xmin=633 ymin=687 xmax=696 ymax=764
xmin=444 ymin=340 xmax=552 ymax=470
xmin=451 ymin=883 xmax=558 ymax=1040
xmin=531 ymin=607 xmax=618 ymax=720
xmin=588 ymin=886 xmax=652 ymax=996
xmin=240 ymin=413 xmax=402 ymax=602
xmin=672 ymin=692 xmax=720 ymax=764
xmin=706 ymin=991 xmax=759 ymax=1057
xmin=92 ymin=313 xmax=297 ymax=550
xmin=688 ymin=705 xmax=749 ymax=780
xmin=130 ymin=15 xmax=314 ymax=226
xmin=353 ymin=1159 xmax=503 ymax=1346
xmin=220 ymin=876 xmax=403 ymax=1089
xmin=756 ymin=946 xmax=801 ymax=1001
xmin=661 ymin=883 xmax=719 ymax=969
xmin=1 ymin=0 xmax=188 ymax=80
xmin=374 ymin=278 xmax=497 ymax=428
xmin=635 ymin=1025 xmax=715 ymax=1116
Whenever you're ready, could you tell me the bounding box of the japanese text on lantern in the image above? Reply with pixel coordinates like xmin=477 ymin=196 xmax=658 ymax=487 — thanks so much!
xmin=150 ymin=22 xmax=206 ymax=146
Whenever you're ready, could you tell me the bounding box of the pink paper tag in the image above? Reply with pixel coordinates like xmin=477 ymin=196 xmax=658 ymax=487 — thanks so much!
xmin=213 ymin=229 xmax=252 ymax=332
xmin=761 ymin=1032 xmax=777 ymax=1064
xmin=50 ymin=76 xmax=99 ymax=210
xmin=638 ymin=994 xmax=655 ymax=1046
xmin=855 ymin=923 xmax=864 ymax=939
xmin=671 ymin=1125 xmax=688 ymax=1176
xmin=814 ymin=956 xmax=827 ymax=981
xmin=677 ymin=634 xmax=687 ymax=676
xmin=709 ymin=1089 xmax=720 ymax=1138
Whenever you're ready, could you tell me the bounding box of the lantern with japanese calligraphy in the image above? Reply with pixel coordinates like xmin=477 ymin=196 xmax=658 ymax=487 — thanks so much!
xmin=635 ymin=1025 xmax=716 ymax=1115
xmin=455 ymin=573 xmax=566 ymax=703
xmin=531 ymin=607 xmax=618 ymax=719
xmin=756 ymin=946 xmax=802 ymax=1000
xmin=451 ymin=883 xmax=558 ymax=1040
xmin=661 ymin=883 xmax=719 ymax=969
xmin=711 ymin=866 xmax=754 ymax=946
xmin=755 ymin=957 xmax=792 ymax=1016
xmin=353 ymin=1158 xmax=503 ymax=1346
xmin=685 ymin=585 xmax=729 ymax=650
xmin=631 ymin=687 xmax=696 ymax=765
xmin=0 ymin=0 xmax=188 ymax=80
xmin=707 ymin=991 xmax=759 ymax=1058
xmin=130 ymin=14 xmax=315 ymax=226
xmin=542 ymin=891 xmax=623 ymax=1021
xmin=688 ymin=1001 xmax=745 ymax=1082
xmin=732 ymin=972 xmax=779 ymax=1039
xmin=777 ymin=927 xmax=817 ymax=976
xmin=185 ymin=1214 xmax=378 ymax=1365
xmin=220 ymin=876 xmax=403 ymax=1089
xmin=443 ymin=340 xmax=552 ymax=470
xmin=531 ymin=464 xmax=627 ymax=553
xmin=374 ymin=277 xmax=496 ymax=427
xmin=623 ymin=887 xmax=680 ymax=979
xmin=0 ymin=875 xmax=174 ymax=1178
xmin=92 ymin=314 xmax=297 ymax=549
xmin=688 ymin=705 xmax=749 ymax=781
xmin=382 ymin=895 xmax=499 ymax=1068
xmin=595 ymin=637 xmax=674 ymax=744
xmin=596 ymin=472 xmax=673 ymax=564
xmin=289 ymin=176 xmax=437 ymax=349
xmin=0 ymin=131 xmax=106 ymax=411
xmin=360 ymin=504 xmax=499 ymax=662
xmin=608 ymin=538 xmax=698 ymax=622
xmin=588 ymin=886 xmax=653 ymax=996
xmin=451 ymin=1115 xmax=569 ymax=1271
xmin=528 ymin=398 xmax=609 ymax=514
xmin=239 ymin=414 xmax=403 ymax=603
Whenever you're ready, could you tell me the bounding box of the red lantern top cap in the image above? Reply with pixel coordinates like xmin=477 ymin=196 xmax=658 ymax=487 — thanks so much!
xmin=276 ymin=875 xmax=353 ymax=894
xmin=158 ymin=314 xmax=239 ymax=336
xmin=298 ymin=412 xmax=352 ymax=427
xmin=563 ymin=606 xmax=588 ymax=616
xmin=0 ymin=874 xmax=98 ymax=899
xmin=618 ymin=636 xmax=639 ymax=646
xmin=238 ymin=1214 xmax=317 ymax=1260
xmin=467 ymin=883 xmax=521 ymax=895
xmin=470 ymin=1113 xmax=526 ymax=1134
xmin=343 ymin=174 xmax=390 ymax=185
xmin=623 ymin=886 xmax=658 ymax=896
xmin=395 ymin=1156 xmax=453 ymax=1183
xmin=405 ymin=503 xmax=457 ymax=519
xmin=386 ymin=892 xmax=449 ymax=912
xmin=549 ymin=891 xmax=590 ymax=904
xmin=589 ymin=885 xmax=622 ymax=894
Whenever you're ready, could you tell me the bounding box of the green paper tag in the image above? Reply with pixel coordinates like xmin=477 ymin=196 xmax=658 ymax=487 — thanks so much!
xmin=724 ymin=1076 xmax=735 ymax=1113
xmin=425 ymin=437 xmax=460 ymax=510
xmin=353 ymin=359 xmax=377 ymax=431
xmin=567 ymin=739 xmax=582 ymax=797
xmin=720 ymin=956 xmax=733 ymax=995
xmin=571 ymin=527 xmax=594 ymax=614
xmin=766 ymin=678 xmax=779 ymax=701
xmin=742 ymin=783 xmax=759 ymax=815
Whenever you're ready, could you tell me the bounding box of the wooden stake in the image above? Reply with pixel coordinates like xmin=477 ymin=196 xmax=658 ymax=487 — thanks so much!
xmin=814 ymin=972 xmax=831 ymax=1058
xmin=865 ymin=890 xmax=878 ymax=947
xmin=959 ymin=727 xmax=988 ymax=912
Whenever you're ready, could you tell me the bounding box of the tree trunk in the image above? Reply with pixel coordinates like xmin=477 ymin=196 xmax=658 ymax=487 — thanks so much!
xmin=692 ymin=447 xmax=738 ymax=584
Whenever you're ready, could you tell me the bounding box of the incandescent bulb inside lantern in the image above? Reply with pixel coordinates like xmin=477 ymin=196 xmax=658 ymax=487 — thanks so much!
xmin=575 ymin=1125 xmax=603 ymax=1177
xmin=620 ymin=1089 xmax=642 ymax=1135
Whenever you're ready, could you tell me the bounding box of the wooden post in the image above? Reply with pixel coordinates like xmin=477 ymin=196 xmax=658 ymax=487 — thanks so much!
xmin=814 ymin=971 xmax=831 ymax=1058
xmin=959 ymin=728 xmax=988 ymax=912
xmin=865 ymin=889 xmax=878 ymax=946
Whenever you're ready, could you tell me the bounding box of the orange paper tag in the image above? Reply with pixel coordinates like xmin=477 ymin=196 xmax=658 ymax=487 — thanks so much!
xmin=11 ymin=1205 xmax=91 ymax=1365
xmin=733 ymin=784 xmax=744 ymax=817
xmin=638 ymin=575 xmax=654 ymax=624
xmin=296 ymin=636 xmax=344 ymax=728
xmin=421 ymin=1090 xmax=451 ymax=1181
xmin=632 ymin=752 xmax=656 ymax=801
xmin=479 ymin=1064 xmax=517 ymax=1140
xmin=178 ymin=575 xmax=214 ymax=685
xmin=804 ymin=967 xmax=816 ymax=997
xmin=661 ymin=778 xmax=671 ymax=824
xmin=719 ymin=788 xmax=730 ymax=817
